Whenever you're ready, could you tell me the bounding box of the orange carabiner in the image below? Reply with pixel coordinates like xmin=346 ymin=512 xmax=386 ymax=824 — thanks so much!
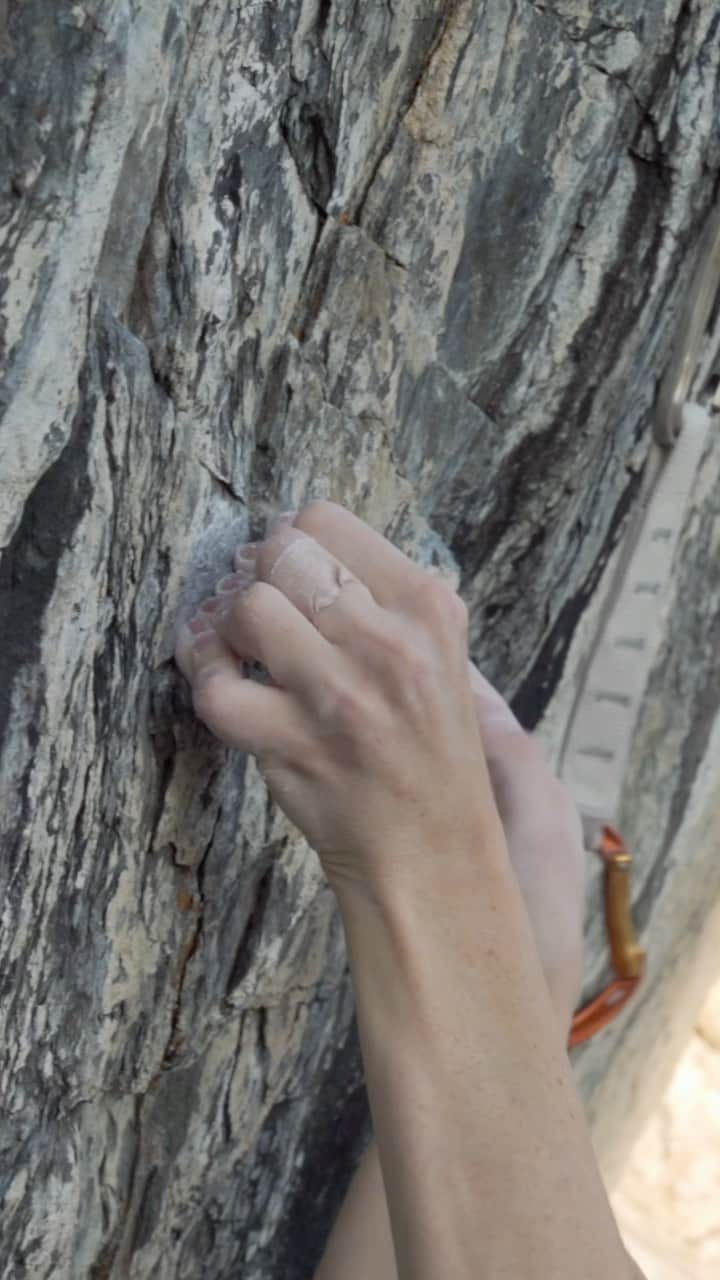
xmin=568 ymin=825 xmax=645 ymax=1048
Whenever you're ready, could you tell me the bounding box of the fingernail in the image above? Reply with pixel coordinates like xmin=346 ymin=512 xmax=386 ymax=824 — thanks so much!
xmin=197 ymin=596 xmax=228 ymax=615
xmin=216 ymin=575 xmax=254 ymax=597
xmin=236 ymin=542 xmax=260 ymax=558
xmin=188 ymin=615 xmax=214 ymax=634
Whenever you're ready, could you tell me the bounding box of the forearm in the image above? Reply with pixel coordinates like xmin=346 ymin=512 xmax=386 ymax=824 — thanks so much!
xmin=333 ymin=838 xmax=640 ymax=1280
xmin=314 ymin=917 xmax=573 ymax=1280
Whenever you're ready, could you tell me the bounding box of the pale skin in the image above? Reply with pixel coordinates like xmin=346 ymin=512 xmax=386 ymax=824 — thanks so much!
xmin=312 ymin=669 xmax=587 ymax=1280
xmin=175 ymin=499 xmax=645 ymax=1280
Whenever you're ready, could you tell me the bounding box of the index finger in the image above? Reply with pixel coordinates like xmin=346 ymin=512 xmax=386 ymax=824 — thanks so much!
xmin=285 ymin=500 xmax=430 ymax=616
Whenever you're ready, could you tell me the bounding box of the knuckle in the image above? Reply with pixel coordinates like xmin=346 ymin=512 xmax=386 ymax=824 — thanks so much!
xmin=324 ymin=671 xmax=371 ymax=727
xmin=415 ymin=576 xmax=469 ymax=637
xmin=378 ymin=618 xmax=428 ymax=670
xmin=348 ymin=600 xmax=396 ymax=652
xmin=382 ymin=625 xmax=436 ymax=693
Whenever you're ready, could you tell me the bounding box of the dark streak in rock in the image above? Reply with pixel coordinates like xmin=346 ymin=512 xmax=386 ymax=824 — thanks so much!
xmin=258 ymin=1013 xmax=369 ymax=1280
xmin=510 ymin=461 xmax=643 ymax=729
xmin=279 ymin=93 xmax=337 ymax=212
xmin=0 ymin=320 xmax=95 ymax=762
xmin=225 ymin=857 xmax=276 ymax=996
xmin=355 ymin=0 xmax=460 ymax=223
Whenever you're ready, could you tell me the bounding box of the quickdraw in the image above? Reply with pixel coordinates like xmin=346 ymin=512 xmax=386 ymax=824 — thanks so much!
xmin=563 ymin=194 xmax=720 ymax=1046
xmin=568 ymin=824 xmax=645 ymax=1048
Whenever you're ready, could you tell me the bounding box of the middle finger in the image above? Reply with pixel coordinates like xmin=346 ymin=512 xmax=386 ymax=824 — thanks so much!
xmin=283 ymin=500 xmax=431 ymax=619
xmin=251 ymin=524 xmax=387 ymax=646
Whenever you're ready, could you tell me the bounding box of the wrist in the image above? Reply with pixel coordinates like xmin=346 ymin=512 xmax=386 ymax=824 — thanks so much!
xmin=334 ymin=830 xmax=536 ymax=1038
xmin=330 ymin=814 xmax=514 ymax=922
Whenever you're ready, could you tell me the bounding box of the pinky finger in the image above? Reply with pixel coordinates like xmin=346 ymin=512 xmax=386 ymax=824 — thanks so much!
xmin=175 ymin=621 xmax=305 ymax=758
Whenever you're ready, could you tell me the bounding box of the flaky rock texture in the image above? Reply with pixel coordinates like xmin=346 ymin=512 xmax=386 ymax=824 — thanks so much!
xmin=1 ymin=2 xmax=719 ymax=1276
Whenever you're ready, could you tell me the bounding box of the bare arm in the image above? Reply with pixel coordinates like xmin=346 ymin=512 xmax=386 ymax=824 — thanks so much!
xmin=315 ymin=671 xmax=639 ymax=1280
xmin=174 ymin=500 xmax=643 ymax=1280
xmin=330 ymin=847 xmax=643 ymax=1280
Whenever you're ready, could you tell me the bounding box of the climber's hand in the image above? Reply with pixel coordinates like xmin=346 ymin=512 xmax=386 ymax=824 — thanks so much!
xmin=175 ymin=500 xmax=506 ymax=903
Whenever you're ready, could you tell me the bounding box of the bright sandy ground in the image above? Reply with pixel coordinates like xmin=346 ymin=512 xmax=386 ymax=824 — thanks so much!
xmin=612 ymin=976 xmax=720 ymax=1279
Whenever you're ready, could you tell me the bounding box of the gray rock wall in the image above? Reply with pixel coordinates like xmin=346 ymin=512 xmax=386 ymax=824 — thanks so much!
xmin=1 ymin=2 xmax=719 ymax=1276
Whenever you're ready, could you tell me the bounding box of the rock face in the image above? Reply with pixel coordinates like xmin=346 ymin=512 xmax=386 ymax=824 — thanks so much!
xmin=1 ymin=2 xmax=719 ymax=1277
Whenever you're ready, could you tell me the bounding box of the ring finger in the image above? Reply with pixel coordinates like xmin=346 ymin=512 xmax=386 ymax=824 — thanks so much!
xmin=281 ymin=500 xmax=430 ymax=620
xmin=237 ymin=525 xmax=399 ymax=664
xmin=205 ymin=579 xmax=352 ymax=717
